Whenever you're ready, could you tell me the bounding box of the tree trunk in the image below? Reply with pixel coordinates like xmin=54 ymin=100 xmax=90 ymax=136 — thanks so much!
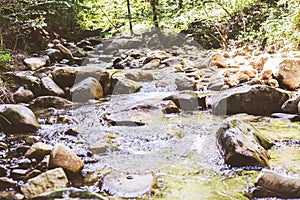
xmin=126 ymin=0 xmax=133 ymax=35
xmin=178 ymin=0 xmax=183 ymax=9
xmin=150 ymin=0 xmax=159 ymax=28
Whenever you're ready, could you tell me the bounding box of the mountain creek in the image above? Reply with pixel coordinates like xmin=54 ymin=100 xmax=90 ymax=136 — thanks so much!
xmin=1 ymin=32 xmax=300 ymax=199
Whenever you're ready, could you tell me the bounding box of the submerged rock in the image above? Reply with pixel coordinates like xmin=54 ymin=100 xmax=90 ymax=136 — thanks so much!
xmin=211 ymin=85 xmax=289 ymax=116
xmin=249 ymin=169 xmax=300 ymax=198
xmin=101 ymin=170 xmax=156 ymax=198
xmin=216 ymin=118 xmax=272 ymax=168
xmin=0 ymin=104 xmax=40 ymax=133
xmin=50 ymin=143 xmax=84 ymax=173
xmin=21 ymin=167 xmax=68 ymax=199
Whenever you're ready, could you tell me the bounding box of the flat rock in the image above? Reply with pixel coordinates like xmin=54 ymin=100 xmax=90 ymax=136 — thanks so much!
xmin=0 ymin=104 xmax=40 ymax=133
xmin=211 ymin=85 xmax=289 ymax=116
xmin=24 ymin=57 xmax=47 ymax=71
xmin=111 ymin=78 xmax=142 ymax=94
xmin=101 ymin=170 xmax=156 ymax=198
xmin=50 ymin=143 xmax=84 ymax=173
xmin=32 ymin=188 xmax=107 ymax=199
xmin=263 ymin=57 xmax=300 ymax=89
xmin=41 ymin=76 xmax=65 ymax=97
xmin=31 ymin=96 xmax=72 ymax=108
xmin=70 ymin=77 xmax=103 ymax=102
xmin=124 ymin=70 xmax=154 ymax=82
xmin=216 ymin=118 xmax=273 ymax=168
xmin=21 ymin=167 xmax=68 ymax=199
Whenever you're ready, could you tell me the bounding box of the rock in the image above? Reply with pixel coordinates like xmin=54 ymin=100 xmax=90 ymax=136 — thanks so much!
xmin=249 ymin=169 xmax=300 ymax=198
xmin=142 ymin=59 xmax=161 ymax=70
xmin=211 ymin=85 xmax=289 ymax=116
xmin=32 ymin=188 xmax=106 ymax=199
xmin=50 ymin=143 xmax=84 ymax=173
xmin=43 ymin=48 xmax=62 ymax=63
xmin=17 ymin=158 xmax=32 ymax=169
xmin=111 ymin=78 xmax=142 ymax=94
xmin=0 ymin=177 xmax=17 ymax=190
xmin=25 ymin=142 xmax=53 ymax=161
xmin=124 ymin=71 xmax=154 ymax=82
xmin=209 ymin=53 xmax=228 ymax=68
xmin=159 ymin=100 xmax=180 ymax=114
xmin=163 ymin=91 xmax=206 ymax=111
xmin=70 ymin=77 xmax=103 ymax=102
xmin=51 ymin=66 xmax=109 ymax=91
xmin=0 ymin=104 xmax=40 ymax=133
xmin=64 ymin=128 xmax=79 ymax=136
xmin=271 ymin=113 xmax=300 ymax=122
xmin=101 ymin=170 xmax=156 ymax=198
xmin=24 ymin=57 xmax=47 ymax=71
xmin=31 ymin=96 xmax=72 ymax=108
xmin=175 ymin=76 xmax=197 ymax=91
xmin=216 ymin=119 xmax=272 ymax=168
xmin=105 ymin=105 xmax=164 ymax=126
xmin=0 ymin=165 xmax=8 ymax=177
xmin=0 ymin=191 xmax=18 ymax=200
xmin=24 ymin=169 xmax=41 ymax=181
xmin=263 ymin=57 xmax=300 ymax=89
xmin=13 ymin=86 xmax=34 ymax=103
xmin=161 ymin=57 xmax=183 ymax=69
xmin=103 ymin=38 xmax=143 ymax=53
xmin=11 ymin=169 xmax=28 ymax=179
xmin=281 ymin=94 xmax=300 ymax=114
xmin=55 ymin=44 xmax=73 ymax=60
xmin=41 ymin=76 xmax=65 ymax=97
xmin=21 ymin=167 xmax=68 ymax=199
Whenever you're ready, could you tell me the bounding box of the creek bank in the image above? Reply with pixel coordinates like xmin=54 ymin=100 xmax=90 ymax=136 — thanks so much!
xmin=1 ymin=32 xmax=300 ymax=199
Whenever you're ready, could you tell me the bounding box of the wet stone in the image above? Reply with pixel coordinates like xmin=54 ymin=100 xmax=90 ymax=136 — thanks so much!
xmin=17 ymin=158 xmax=32 ymax=169
xmin=25 ymin=142 xmax=53 ymax=161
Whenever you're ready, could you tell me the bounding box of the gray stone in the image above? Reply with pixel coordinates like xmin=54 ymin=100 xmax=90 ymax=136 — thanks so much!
xmin=175 ymin=76 xmax=196 ymax=91
xmin=21 ymin=168 xmax=68 ymax=199
xmin=111 ymin=78 xmax=142 ymax=94
xmin=50 ymin=144 xmax=84 ymax=173
xmin=142 ymin=59 xmax=161 ymax=70
xmin=211 ymin=85 xmax=289 ymax=116
xmin=70 ymin=77 xmax=103 ymax=102
xmin=43 ymin=48 xmax=62 ymax=63
xmin=281 ymin=94 xmax=300 ymax=114
xmin=13 ymin=86 xmax=34 ymax=103
xmin=216 ymin=118 xmax=273 ymax=168
xmin=24 ymin=57 xmax=47 ymax=71
xmin=31 ymin=96 xmax=72 ymax=108
xmin=124 ymin=70 xmax=154 ymax=82
xmin=0 ymin=104 xmax=40 ymax=133
xmin=41 ymin=76 xmax=65 ymax=97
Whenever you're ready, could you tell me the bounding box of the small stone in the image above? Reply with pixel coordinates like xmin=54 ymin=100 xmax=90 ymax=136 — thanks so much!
xmin=21 ymin=168 xmax=68 ymax=199
xmin=142 ymin=59 xmax=161 ymax=70
xmin=31 ymin=96 xmax=72 ymax=108
xmin=13 ymin=86 xmax=34 ymax=103
xmin=50 ymin=143 xmax=84 ymax=173
xmin=14 ymin=193 xmax=24 ymax=200
xmin=17 ymin=158 xmax=32 ymax=169
xmin=41 ymin=76 xmax=65 ymax=97
xmin=25 ymin=142 xmax=53 ymax=161
xmin=24 ymin=57 xmax=47 ymax=71
xmin=11 ymin=169 xmax=28 ymax=179
xmin=64 ymin=128 xmax=79 ymax=136
xmin=160 ymin=100 xmax=180 ymax=114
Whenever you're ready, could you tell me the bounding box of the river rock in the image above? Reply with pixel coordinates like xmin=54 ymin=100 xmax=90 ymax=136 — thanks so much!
xmin=31 ymin=96 xmax=72 ymax=108
xmin=25 ymin=142 xmax=53 ymax=161
xmin=13 ymin=86 xmax=34 ymax=103
xmin=281 ymin=93 xmax=300 ymax=114
xmin=33 ymin=188 xmax=106 ymax=199
xmin=163 ymin=91 xmax=206 ymax=111
xmin=0 ymin=177 xmax=17 ymax=190
xmin=159 ymin=100 xmax=180 ymax=114
xmin=0 ymin=104 xmax=40 ymax=133
xmin=142 ymin=58 xmax=161 ymax=70
xmin=55 ymin=44 xmax=73 ymax=60
xmin=70 ymin=77 xmax=103 ymax=102
xmin=21 ymin=167 xmax=68 ymax=199
xmin=249 ymin=169 xmax=300 ymax=198
xmin=43 ymin=48 xmax=62 ymax=63
xmin=41 ymin=76 xmax=65 ymax=96
xmin=216 ymin=119 xmax=272 ymax=168
xmin=211 ymin=85 xmax=289 ymax=115
xmin=103 ymin=38 xmax=143 ymax=53
xmin=24 ymin=57 xmax=47 ymax=71
xmin=50 ymin=143 xmax=84 ymax=173
xmin=124 ymin=70 xmax=154 ymax=82
xmin=0 ymin=165 xmax=8 ymax=177
xmin=263 ymin=57 xmax=300 ymax=89
xmin=101 ymin=170 xmax=156 ymax=198
xmin=175 ymin=76 xmax=197 ymax=91
xmin=111 ymin=78 xmax=142 ymax=94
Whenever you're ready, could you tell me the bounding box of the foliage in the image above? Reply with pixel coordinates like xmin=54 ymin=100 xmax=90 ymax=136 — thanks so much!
xmin=0 ymin=49 xmax=13 ymax=70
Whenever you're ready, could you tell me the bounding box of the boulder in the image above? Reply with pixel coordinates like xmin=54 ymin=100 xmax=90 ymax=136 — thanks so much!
xmin=21 ymin=168 xmax=68 ymax=199
xmin=163 ymin=91 xmax=206 ymax=111
xmin=281 ymin=94 xmax=300 ymax=114
xmin=175 ymin=76 xmax=197 ymax=91
xmin=43 ymin=48 xmax=62 ymax=63
xmin=24 ymin=57 xmax=47 ymax=71
xmin=249 ymin=169 xmax=300 ymax=198
xmin=0 ymin=104 xmax=40 ymax=133
xmin=101 ymin=170 xmax=156 ymax=198
xmin=41 ymin=76 xmax=65 ymax=97
xmin=50 ymin=143 xmax=84 ymax=173
xmin=111 ymin=78 xmax=142 ymax=94
xmin=263 ymin=57 xmax=300 ymax=89
xmin=31 ymin=96 xmax=72 ymax=108
xmin=13 ymin=86 xmax=34 ymax=103
xmin=211 ymin=85 xmax=289 ymax=116
xmin=25 ymin=142 xmax=53 ymax=161
xmin=70 ymin=77 xmax=103 ymax=102
xmin=216 ymin=119 xmax=273 ymax=168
